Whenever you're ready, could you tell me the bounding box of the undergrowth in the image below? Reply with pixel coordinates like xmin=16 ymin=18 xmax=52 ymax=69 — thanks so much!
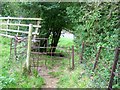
xmin=0 ymin=36 xmax=45 ymax=89
xmin=0 ymin=35 xmax=119 ymax=88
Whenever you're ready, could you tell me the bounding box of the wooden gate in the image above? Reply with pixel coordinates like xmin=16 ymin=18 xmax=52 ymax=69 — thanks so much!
xmin=0 ymin=16 xmax=42 ymax=72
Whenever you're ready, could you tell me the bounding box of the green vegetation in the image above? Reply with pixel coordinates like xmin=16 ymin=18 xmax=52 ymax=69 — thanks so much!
xmin=48 ymin=72 xmax=62 ymax=78
xmin=0 ymin=1 xmax=119 ymax=89
xmin=0 ymin=36 xmax=45 ymax=89
xmin=58 ymin=37 xmax=74 ymax=47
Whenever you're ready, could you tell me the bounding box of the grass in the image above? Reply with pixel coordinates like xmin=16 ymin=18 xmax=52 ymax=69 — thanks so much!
xmin=0 ymin=36 xmax=74 ymax=88
xmin=56 ymin=37 xmax=90 ymax=87
xmin=0 ymin=36 xmax=45 ymax=88
xmin=48 ymin=71 xmax=62 ymax=78
xmin=0 ymin=35 xmax=104 ymax=88
xmin=58 ymin=37 xmax=74 ymax=47
xmin=32 ymin=36 xmax=93 ymax=88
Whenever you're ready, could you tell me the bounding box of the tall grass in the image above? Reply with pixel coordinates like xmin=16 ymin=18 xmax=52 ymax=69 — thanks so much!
xmin=0 ymin=36 xmax=45 ymax=88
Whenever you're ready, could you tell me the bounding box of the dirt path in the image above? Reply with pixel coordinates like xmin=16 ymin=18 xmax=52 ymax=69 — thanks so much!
xmin=38 ymin=65 xmax=59 ymax=88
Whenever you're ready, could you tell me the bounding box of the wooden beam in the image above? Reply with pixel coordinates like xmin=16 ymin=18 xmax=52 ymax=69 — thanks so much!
xmin=0 ymin=23 xmax=41 ymax=28
xmin=0 ymin=17 xmax=42 ymax=21
xmin=0 ymin=29 xmax=28 ymax=34
xmin=0 ymin=34 xmax=15 ymax=38
xmin=26 ymin=24 xmax=33 ymax=72
xmin=0 ymin=29 xmax=39 ymax=35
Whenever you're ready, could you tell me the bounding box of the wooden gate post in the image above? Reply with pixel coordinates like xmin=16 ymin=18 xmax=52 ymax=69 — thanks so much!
xmin=26 ymin=24 xmax=33 ymax=72
xmin=80 ymin=42 xmax=85 ymax=63
xmin=72 ymin=45 xmax=74 ymax=70
xmin=93 ymin=46 xmax=102 ymax=71
xmin=108 ymin=47 xmax=119 ymax=90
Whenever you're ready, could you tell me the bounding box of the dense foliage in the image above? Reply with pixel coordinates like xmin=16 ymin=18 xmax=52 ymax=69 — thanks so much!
xmin=1 ymin=2 xmax=69 ymax=52
xmin=66 ymin=2 xmax=120 ymax=87
xmin=67 ymin=3 xmax=119 ymax=47
xmin=0 ymin=2 xmax=119 ymax=88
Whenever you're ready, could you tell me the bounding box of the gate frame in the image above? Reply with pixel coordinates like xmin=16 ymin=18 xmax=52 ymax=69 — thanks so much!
xmin=0 ymin=17 xmax=42 ymax=72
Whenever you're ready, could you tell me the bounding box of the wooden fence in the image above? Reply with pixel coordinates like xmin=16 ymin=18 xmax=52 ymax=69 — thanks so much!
xmin=0 ymin=16 xmax=42 ymax=72
xmin=79 ymin=42 xmax=120 ymax=89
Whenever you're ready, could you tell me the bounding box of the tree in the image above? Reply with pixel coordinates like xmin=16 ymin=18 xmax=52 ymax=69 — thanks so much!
xmin=66 ymin=2 xmax=119 ymax=47
xmin=21 ymin=2 xmax=69 ymax=52
xmin=1 ymin=2 xmax=70 ymax=52
xmin=66 ymin=2 xmax=120 ymax=87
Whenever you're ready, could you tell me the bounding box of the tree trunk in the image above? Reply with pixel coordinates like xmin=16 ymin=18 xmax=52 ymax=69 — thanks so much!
xmin=39 ymin=31 xmax=50 ymax=52
xmin=51 ymin=28 xmax=62 ymax=53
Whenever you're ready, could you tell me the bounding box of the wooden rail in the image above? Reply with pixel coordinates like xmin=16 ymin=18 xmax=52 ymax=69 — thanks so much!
xmin=0 ymin=17 xmax=42 ymax=73
xmin=0 ymin=17 xmax=41 ymax=38
xmin=0 ymin=23 xmax=41 ymax=28
xmin=0 ymin=29 xmax=39 ymax=35
xmin=0 ymin=17 xmax=42 ymax=20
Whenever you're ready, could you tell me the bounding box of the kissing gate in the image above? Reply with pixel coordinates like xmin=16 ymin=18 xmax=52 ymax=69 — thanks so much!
xmin=0 ymin=17 xmax=42 ymax=72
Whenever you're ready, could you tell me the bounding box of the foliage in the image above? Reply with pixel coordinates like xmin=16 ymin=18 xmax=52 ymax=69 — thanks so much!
xmin=1 ymin=2 xmax=70 ymax=52
xmin=67 ymin=3 xmax=119 ymax=47
xmin=48 ymin=71 xmax=62 ymax=78
xmin=21 ymin=2 xmax=70 ymax=52
xmin=0 ymin=2 xmax=23 ymax=17
xmin=0 ymin=37 xmax=45 ymax=88
xmin=0 ymin=2 xmax=119 ymax=88
xmin=66 ymin=2 xmax=120 ymax=88
xmin=58 ymin=37 xmax=74 ymax=47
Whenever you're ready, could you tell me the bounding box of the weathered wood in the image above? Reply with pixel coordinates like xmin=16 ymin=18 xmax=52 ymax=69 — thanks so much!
xmin=17 ymin=20 xmax=21 ymax=36
xmin=108 ymin=47 xmax=119 ymax=90
xmin=93 ymin=46 xmax=102 ymax=71
xmin=0 ymin=17 xmax=42 ymax=21
xmin=26 ymin=24 xmax=33 ymax=72
xmin=72 ymin=45 xmax=74 ymax=70
xmin=6 ymin=18 xmax=10 ymax=35
xmin=0 ymin=29 xmax=38 ymax=35
xmin=14 ymin=39 xmax=17 ymax=60
xmin=33 ymin=20 xmax=40 ymax=40
xmin=0 ymin=29 xmax=28 ymax=34
xmin=9 ymin=38 xmax=13 ymax=60
xmin=0 ymin=34 xmax=15 ymax=38
xmin=0 ymin=23 xmax=41 ymax=28
xmin=80 ymin=42 xmax=85 ymax=63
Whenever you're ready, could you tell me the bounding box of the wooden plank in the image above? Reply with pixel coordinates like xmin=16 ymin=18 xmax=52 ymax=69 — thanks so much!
xmin=0 ymin=17 xmax=42 ymax=21
xmin=0 ymin=23 xmax=41 ymax=28
xmin=0 ymin=34 xmax=15 ymax=38
xmin=0 ymin=29 xmax=28 ymax=34
xmin=0 ymin=23 xmax=29 ymax=27
xmin=0 ymin=29 xmax=38 ymax=35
